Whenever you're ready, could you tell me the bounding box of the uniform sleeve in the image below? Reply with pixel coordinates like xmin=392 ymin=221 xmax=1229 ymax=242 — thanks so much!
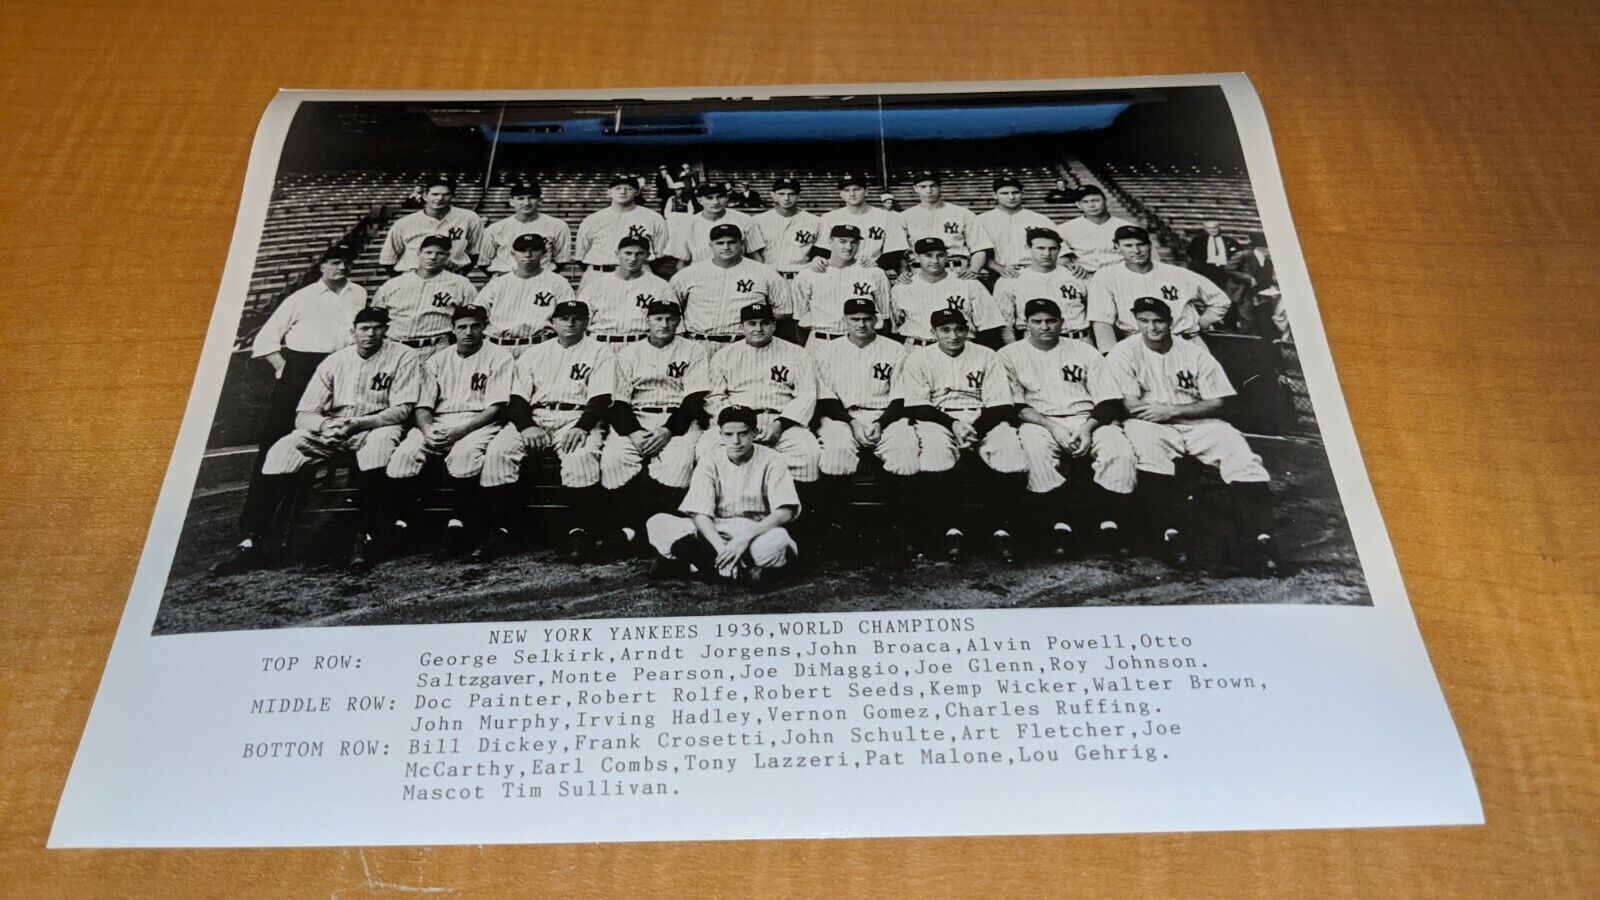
xmin=379 ymin=222 xmax=405 ymax=266
xmin=387 ymin=351 xmax=425 ymax=407
xmin=1087 ymin=270 xmax=1116 ymax=324
xmin=460 ymin=278 xmax=479 ymax=304
xmin=981 ymin=355 xmax=1017 ymax=407
xmin=574 ymin=213 xmax=597 ymax=262
xmin=882 ymin=212 xmax=909 ymax=254
xmin=1105 ymin=344 xmax=1143 ymax=398
xmin=765 ymin=267 xmax=792 ymax=316
xmin=510 ymin=354 xmax=536 ymax=401
xmin=762 ymin=456 xmax=802 ymax=517
xmin=678 ymin=457 xmax=719 ymax=518
xmin=789 ymin=274 xmax=812 ymax=321
xmin=1190 ymin=269 xmax=1231 ymax=324
xmin=297 ymin=356 xmax=337 ymax=414
xmin=479 ymin=222 xmax=502 ymax=267
xmin=650 ymin=213 xmax=673 ymax=260
xmin=485 ymin=351 xmax=514 ymax=406
xmin=967 ymin=212 xmax=995 ymax=253
xmin=610 ymin=353 xmax=637 ymax=402
xmin=991 ymin=278 xmax=1018 ymax=327
xmin=1086 ymin=353 xmax=1122 ymax=404
xmin=550 ymin=219 xmax=573 ymax=264
xmin=251 ymin=292 xmax=297 ymax=357
xmin=554 ymin=275 xmax=576 ymax=305
xmin=476 ymin=279 xmax=500 ymax=311
xmin=668 ymin=267 xmax=693 ymax=304
xmin=665 ymin=216 xmax=693 ymax=263
xmin=894 ymin=353 xmax=933 ymax=405
xmin=1197 ymin=348 xmax=1237 ymax=400
xmin=682 ymin=343 xmax=712 ymax=395
xmin=702 ymin=349 xmax=730 ymax=415
xmin=585 ymin=351 xmax=618 ymax=401
xmin=967 ymin=282 xmax=1004 ymax=331
xmin=465 ymin=213 xmax=485 ymax=256
xmin=742 ymin=217 xmax=768 ymax=255
xmin=371 ymin=279 xmax=395 ymax=310
xmin=778 ymin=349 xmax=818 ymax=425
xmin=416 ymin=356 xmax=444 ymax=411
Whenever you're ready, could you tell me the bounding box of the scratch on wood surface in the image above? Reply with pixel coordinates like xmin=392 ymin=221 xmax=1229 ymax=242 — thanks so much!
xmin=331 ymin=848 xmax=454 ymax=897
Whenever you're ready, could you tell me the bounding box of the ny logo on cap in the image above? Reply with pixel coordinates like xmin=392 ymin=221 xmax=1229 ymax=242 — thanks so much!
xmin=965 ymin=370 xmax=984 ymax=390
xmin=667 ymin=361 xmax=689 ymax=379
xmin=852 ymin=281 xmax=874 ymax=297
xmin=534 ymin=291 xmax=556 ymax=306
xmin=634 ymin=293 xmax=654 ymax=310
xmin=736 ymin=279 xmax=755 ymax=294
xmin=769 ymin=365 xmax=791 ymax=385
xmin=1176 ymin=370 xmax=1198 ymax=391
xmin=627 ymin=224 xmax=649 ymax=240
xmin=1161 ymin=285 xmax=1180 ymax=302
xmin=795 ymin=230 xmax=815 ymax=245
xmin=1060 ymin=364 xmax=1085 ymax=384
xmin=431 ymin=291 xmax=454 ymax=308
xmin=871 ymin=363 xmax=893 ymax=381
xmin=369 ymin=373 xmax=394 ymax=391
xmin=943 ymin=222 xmax=961 ymax=235
xmin=470 ymin=373 xmax=488 ymax=392
xmin=569 ymin=363 xmax=592 ymax=381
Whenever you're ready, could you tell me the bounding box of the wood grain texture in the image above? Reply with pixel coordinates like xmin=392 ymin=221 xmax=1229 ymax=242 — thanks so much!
xmin=1 ymin=0 xmax=1595 ymax=894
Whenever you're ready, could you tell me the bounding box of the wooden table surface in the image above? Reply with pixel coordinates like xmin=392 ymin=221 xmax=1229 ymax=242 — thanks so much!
xmin=2 ymin=1 xmax=1596 ymax=895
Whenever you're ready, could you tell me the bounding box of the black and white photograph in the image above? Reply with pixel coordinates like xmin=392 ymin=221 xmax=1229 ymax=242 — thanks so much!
xmin=153 ymin=84 xmax=1370 ymax=634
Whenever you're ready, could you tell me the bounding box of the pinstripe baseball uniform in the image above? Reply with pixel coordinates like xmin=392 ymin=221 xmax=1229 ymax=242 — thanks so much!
xmin=645 ymin=444 xmax=801 ymax=578
xmin=480 ymin=214 xmax=573 ymax=272
xmin=975 ymin=208 xmax=1060 ymax=268
xmin=575 ymin=205 xmax=671 ymax=267
xmin=262 ymin=340 xmax=423 ymax=475
xmin=1105 ymin=335 xmax=1268 ymax=484
xmin=993 ymin=266 xmax=1093 ymax=334
xmin=894 ymin=342 xmax=1026 ymax=476
xmin=699 ymin=337 xmax=821 ymax=482
xmin=667 ymin=209 xmax=767 ymax=264
xmin=580 ymin=270 xmax=671 ymax=340
xmin=890 ymin=274 xmax=1005 ymax=344
xmin=478 ymin=268 xmax=575 ymax=349
xmin=901 ymin=202 xmax=994 ymax=261
xmin=480 ymin=337 xmax=617 ymax=488
xmin=812 ymin=335 xmax=918 ymax=476
xmin=669 ymin=258 xmax=791 ymax=339
xmin=996 ymin=339 xmax=1137 ymax=494
xmin=380 ymin=207 xmax=484 ymax=271
xmin=387 ymin=343 xmax=514 ymax=479
xmin=751 ymin=208 xmax=822 ymax=274
xmin=600 ymin=336 xmax=709 ymax=489
xmin=1057 ymin=214 xmax=1135 ymax=274
xmin=1088 ymin=261 xmax=1231 ymax=338
xmin=792 ymin=264 xmax=895 ymax=337
xmin=371 ymin=270 xmax=479 ymax=345
xmin=814 ymin=206 xmax=909 ymax=267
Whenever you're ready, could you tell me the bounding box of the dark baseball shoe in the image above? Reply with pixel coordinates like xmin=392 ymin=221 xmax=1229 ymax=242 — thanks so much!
xmin=568 ymin=528 xmax=594 ymax=561
xmin=993 ymin=530 xmax=1015 ymax=563
xmin=1098 ymin=520 xmax=1132 ymax=557
xmin=441 ymin=520 xmax=470 ymax=558
xmin=1252 ymin=534 xmax=1284 ymax=576
xmin=1160 ymin=528 xmax=1190 ymax=569
xmin=1051 ymin=523 xmax=1073 ymax=557
xmin=471 ymin=527 xmax=511 ymax=562
xmin=944 ymin=528 xmax=964 ymax=563
xmin=212 ymin=540 xmax=267 ymax=575
xmin=349 ymin=534 xmax=375 ymax=572
xmin=648 ymin=556 xmax=690 ymax=581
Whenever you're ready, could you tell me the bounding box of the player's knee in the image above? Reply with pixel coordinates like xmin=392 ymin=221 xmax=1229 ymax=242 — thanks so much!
xmin=750 ymin=529 xmax=796 ymax=568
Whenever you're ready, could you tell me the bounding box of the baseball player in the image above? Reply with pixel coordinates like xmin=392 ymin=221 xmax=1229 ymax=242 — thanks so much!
xmin=812 ymin=296 xmax=917 ymax=477
xmin=580 ymin=234 xmax=672 ymax=343
xmin=476 ymin=233 xmax=575 ymax=356
xmin=997 ymin=297 xmax=1138 ymax=555
xmin=895 ymin=308 xmax=1029 ymax=561
xmin=667 ymin=182 xmax=767 ymax=267
xmin=668 ymin=223 xmax=791 ymax=349
xmin=991 ymin=228 xmax=1094 ymax=342
xmin=808 ymin=173 xmax=910 ymax=274
xmin=379 ymin=175 xmax=484 ymax=274
xmin=1056 ymin=185 xmax=1135 ymax=276
xmin=750 ymin=177 xmax=822 ymax=279
xmin=890 ymin=237 xmax=1010 ymax=350
xmin=976 ymin=175 xmax=1062 ymax=280
xmin=218 ymin=306 xmax=423 ymax=572
xmin=698 ymin=301 xmax=821 ymax=487
xmin=599 ymin=299 xmax=710 ymax=542
xmin=645 ymin=405 xmax=801 ymax=585
xmin=370 ymin=234 xmax=479 ymax=359
xmin=791 ymin=224 xmax=895 ymax=346
xmin=1105 ymin=298 xmax=1280 ymax=572
xmin=478 ymin=178 xmax=572 ymax=275
xmin=1088 ymin=225 xmax=1231 ymax=352
xmin=385 ymin=304 xmax=513 ymax=554
xmin=574 ymin=175 xmax=673 ymax=289
xmin=898 ymin=170 xmax=993 ymax=279
xmin=476 ymin=300 xmax=616 ymax=560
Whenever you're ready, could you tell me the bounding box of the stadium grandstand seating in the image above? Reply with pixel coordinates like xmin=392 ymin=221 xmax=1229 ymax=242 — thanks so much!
xmin=1076 ymin=159 xmax=1261 ymax=258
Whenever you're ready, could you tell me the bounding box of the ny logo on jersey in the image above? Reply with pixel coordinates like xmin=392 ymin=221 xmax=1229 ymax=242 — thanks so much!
xmin=943 ymin=221 xmax=961 ymax=235
xmin=369 ymin=373 xmax=393 ymax=391
xmin=533 ymin=290 xmax=556 ymax=307
xmin=431 ymin=291 xmax=454 ymax=308
xmin=470 ymin=373 xmax=488 ymax=392
xmin=569 ymin=363 xmax=592 ymax=381
xmin=867 ymin=226 xmax=885 ymax=241
xmin=944 ymin=295 xmax=966 ymax=311
xmin=795 ymin=230 xmax=815 ymax=245
xmin=965 ymin=370 xmax=984 ymax=390
xmin=871 ymin=362 xmax=893 ymax=382
xmin=1060 ymin=364 xmax=1086 ymax=384
xmin=667 ymin=361 xmax=689 ymax=379
xmin=1060 ymin=283 xmax=1086 ymax=302
xmin=634 ymin=293 xmax=654 ymax=310
xmin=445 ymin=227 xmax=463 ymax=240
xmin=626 ymin=224 xmax=649 ymax=241
xmin=736 ymin=278 xmax=755 ymax=294
xmin=1161 ymin=285 xmax=1180 ymax=302
xmin=1176 ymin=370 xmax=1198 ymax=391
xmin=852 ymin=281 xmax=875 ymax=297
xmin=769 ymin=365 xmax=791 ymax=386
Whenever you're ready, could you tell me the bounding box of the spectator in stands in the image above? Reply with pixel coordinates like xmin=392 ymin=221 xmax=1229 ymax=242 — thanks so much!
xmin=1224 ymin=232 xmax=1283 ymax=339
xmin=1057 ymin=185 xmax=1134 ymax=276
xmin=1185 ymin=220 xmax=1241 ymax=290
xmin=1046 ymin=178 xmax=1075 ymax=204
xmin=677 ymin=163 xmax=698 ymax=193
xmin=400 ymin=186 xmax=424 ymax=210
xmin=879 ymin=192 xmax=901 ymax=212
xmin=663 ymin=185 xmax=698 ymax=216
xmin=379 ymin=175 xmax=484 ymax=275
xmin=654 ymin=165 xmax=678 ymax=203
xmin=479 ymin=178 xmax=572 ymax=276
xmin=729 ymin=181 xmax=763 ymax=209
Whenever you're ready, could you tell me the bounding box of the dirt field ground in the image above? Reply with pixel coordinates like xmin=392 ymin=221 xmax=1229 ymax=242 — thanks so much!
xmin=151 ymin=437 xmax=1369 ymax=634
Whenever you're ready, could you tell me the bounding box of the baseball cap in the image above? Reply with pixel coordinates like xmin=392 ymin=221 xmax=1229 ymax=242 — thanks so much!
xmin=511 ymin=233 xmax=548 ymax=252
xmin=508 ymin=179 xmax=541 ymax=197
xmin=1023 ymin=298 xmax=1062 ymax=318
xmin=843 ymin=297 xmax=878 ymax=316
xmin=912 ymin=237 xmax=947 ymax=254
xmin=616 ymin=234 xmax=651 ymax=252
xmin=772 ymin=177 xmax=801 ymax=192
xmin=1076 ymin=184 xmax=1105 ymax=198
xmin=419 ymin=234 xmax=453 ymax=252
xmin=318 ymin=244 xmax=356 ymax=263
xmin=929 ymin=308 xmax=968 ymax=329
xmin=1113 ymin=225 xmax=1151 ymax=243
xmin=993 ymin=175 xmax=1024 ymax=191
xmin=1130 ymin=297 xmax=1173 ymax=320
xmin=911 ymin=170 xmax=942 ymax=185
xmin=354 ymin=306 xmax=390 ymax=325
xmin=608 ymin=174 xmax=639 ymax=188
xmin=645 ymin=299 xmax=683 ymax=317
xmin=552 ymin=300 xmax=590 ymax=319
xmin=837 ymin=173 xmax=866 ymax=189
xmin=829 ymin=224 xmax=862 ymax=240
xmin=718 ymin=406 xmax=759 ymax=428
xmin=708 ymin=223 xmax=743 ymax=242
xmin=1024 ymin=226 xmax=1062 ymax=245
xmin=879 ymin=193 xmax=895 ymax=202
xmin=451 ymin=304 xmax=489 ymax=323
xmin=422 ymin=174 xmax=455 ymax=192
xmin=739 ymin=301 xmax=776 ymax=322
xmin=696 ymin=182 xmax=728 ymax=197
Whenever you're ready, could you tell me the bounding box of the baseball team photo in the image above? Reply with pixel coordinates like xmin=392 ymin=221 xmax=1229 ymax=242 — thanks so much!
xmin=152 ymin=83 xmax=1372 ymax=635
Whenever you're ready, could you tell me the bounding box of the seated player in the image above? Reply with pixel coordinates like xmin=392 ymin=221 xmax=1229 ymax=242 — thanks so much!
xmin=218 ymin=307 xmax=422 ymax=572
xmin=895 ymin=308 xmax=1028 ymax=561
xmin=477 ymin=300 xmax=615 ymax=560
xmin=384 ymin=305 xmax=513 ymax=555
xmin=1106 ymin=297 xmax=1282 ymax=572
xmin=997 ymin=298 xmax=1137 ymax=555
xmin=645 ymin=406 xmax=801 ymax=585
xmin=699 ymin=301 xmax=821 ymax=487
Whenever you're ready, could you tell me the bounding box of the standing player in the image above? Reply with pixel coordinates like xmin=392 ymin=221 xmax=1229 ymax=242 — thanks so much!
xmin=477 ymin=300 xmax=616 ymax=560
xmin=478 ymin=179 xmax=571 ymax=275
xmin=890 ymin=237 xmax=1010 ymax=349
xmin=976 ymin=175 xmax=1062 ymax=280
xmin=645 ymin=406 xmax=801 ymax=585
xmin=898 ymin=171 xmax=992 ymax=279
xmin=808 ymin=173 xmax=909 ymax=275
xmin=699 ymin=301 xmax=821 ymax=487
xmin=1106 ymin=298 xmax=1280 ymax=572
xmin=384 ymin=305 xmax=513 ymax=553
xmin=668 ymin=182 xmax=767 ymax=266
xmin=218 ymin=307 xmax=422 ymax=572
xmin=792 ymin=224 xmax=895 ymax=346
xmin=997 ymin=298 xmax=1137 ymax=555
xmin=991 ymin=228 xmax=1093 ymax=342
xmin=1056 ymin=185 xmax=1134 ymax=276
xmin=379 ymin=175 xmax=483 ymax=275
xmin=669 ymin=223 xmax=790 ymax=349
xmin=751 ymin=177 xmax=821 ymax=280
xmin=371 ymin=234 xmax=479 ymax=359
xmin=895 ymin=308 xmax=1028 ymax=561
xmin=574 ymin=175 xmax=673 ymax=289
xmin=581 ymin=234 xmax=672 ymax=343
xmin=476 ymin=234 xmax=574 ymax=356
xmin=1088 ymin=225 xmax=1230 ymax=351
